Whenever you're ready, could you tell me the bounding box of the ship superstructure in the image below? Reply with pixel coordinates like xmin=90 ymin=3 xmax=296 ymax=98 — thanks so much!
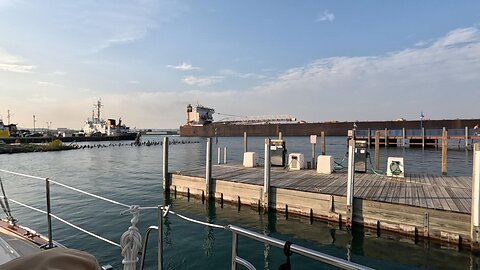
xmin=83 ymin=100 xmax=131 ymax=137
xmin=186 ymin=104 xmax=215 ymax=126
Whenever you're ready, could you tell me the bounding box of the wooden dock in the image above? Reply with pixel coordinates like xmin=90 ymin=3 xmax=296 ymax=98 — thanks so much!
xmin=168 ymin=164 xmax=472 ymax=247
xmin=174 ymin=164 xmax=471 ymax=214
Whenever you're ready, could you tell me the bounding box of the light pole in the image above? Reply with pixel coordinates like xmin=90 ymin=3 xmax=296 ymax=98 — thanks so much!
xmin=420 ymin=111 xmax=424 ymax=129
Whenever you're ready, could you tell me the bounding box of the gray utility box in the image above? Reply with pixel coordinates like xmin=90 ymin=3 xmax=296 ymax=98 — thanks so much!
xmin=270 ymin=139 xmax=287 ymax=167
xmin=354 ymin=140 xmax=367 ymax=173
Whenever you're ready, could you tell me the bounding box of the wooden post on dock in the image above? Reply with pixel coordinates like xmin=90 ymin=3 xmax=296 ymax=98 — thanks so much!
xmin=224 ymin=147 xmax=227 ymax=164
xmin=162 ymin=137 xmax=169 ymax=191
xmin=346 ymin=139 xmax=355 ymax=228
xmin=278 ymin=131 xmax=283 ymax=140
xmin=384 ymin=128 xmax=388 ymax=148
xmin=263 ymin=138 xmax=271 ymax=212
xmin=367 ymin=128 xmax=371 ymax=148
xmin=374 ymin=131 xmax=380 ymax=170
xmin=321 ymin=131 xmax=326 ymax=155
xmin=465 ymin=126 xmax=469 ymax=149
xmin=243 ymin=132 xmax=248 ymax=153
xmin=442 ymin=127 xmax=448 ymax=176
xmin=206 ymin=138 xmax=213 ymax=198
xmin=421 ymin=127 xmax=425 ymax=149
xmin=217 ymin=147 xmax=221 ymax=165
xmin=472 ymin=143 xmax=480 ymax=250
xmin=402 ymin=128 xmax=406 ymax=148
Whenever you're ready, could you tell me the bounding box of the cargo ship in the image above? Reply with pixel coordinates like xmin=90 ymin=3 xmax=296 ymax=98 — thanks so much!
xmin=179 ymin=104 xmax=480 ymax=137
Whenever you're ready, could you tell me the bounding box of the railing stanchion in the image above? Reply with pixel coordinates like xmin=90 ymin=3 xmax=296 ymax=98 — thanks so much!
xmin=158 ymin=206 xmax=163 ymax=270
xmin=231 ymin=231 xmax=238 ymax=270
xmin=46 ymin=177 xmax=53 ymax=248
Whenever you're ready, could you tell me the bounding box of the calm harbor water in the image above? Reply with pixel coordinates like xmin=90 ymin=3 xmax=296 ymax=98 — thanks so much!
xmin=0 ymin=135 xmax=478 ymax=269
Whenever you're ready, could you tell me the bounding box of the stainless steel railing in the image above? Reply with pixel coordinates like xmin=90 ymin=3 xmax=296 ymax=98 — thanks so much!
xmin=138 ymin=212 xmax=374 ymax=270
xmin=227 ymin=225 xmax=373 ymax=270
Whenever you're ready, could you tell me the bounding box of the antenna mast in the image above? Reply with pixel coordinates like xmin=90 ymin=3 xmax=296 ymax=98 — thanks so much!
xmin=94 ymin=100 xmax=103 ymax=120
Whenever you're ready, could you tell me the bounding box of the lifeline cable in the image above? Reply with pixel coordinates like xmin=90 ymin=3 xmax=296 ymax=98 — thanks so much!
xmin=3 ymin=196 xmax=121 ymax=248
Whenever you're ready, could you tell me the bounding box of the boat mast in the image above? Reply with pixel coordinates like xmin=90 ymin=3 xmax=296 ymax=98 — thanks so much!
xmin=94 ymin=100 xmax=103 ymax=121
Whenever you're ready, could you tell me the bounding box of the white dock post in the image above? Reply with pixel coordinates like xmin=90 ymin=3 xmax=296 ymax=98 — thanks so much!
xmin=224 ymin=147 xmax=227 ymax=164
xmin=346 ymin=139 xmax=355 ymax=228
xmin=206 ymin=138 xmax=213 ymax=198
xmin=162 ymin=137 xmax=169 ymax=191
xmin=217 ymin=147 xmax=221 ymax=165
xmin=278 ymin=131 xmax=283 ymax=140
xmin=243 ymin=132 xmax=248 ymax=153
xmin=466 ymin=126 xmax=469 ymax=149
xmin=263 ymin=138 xmax=271 ymax=212
xmin=402 ymin=128 xmax=406 ymax=147
xmin=471 ymin=143 xmax=480 ymax=250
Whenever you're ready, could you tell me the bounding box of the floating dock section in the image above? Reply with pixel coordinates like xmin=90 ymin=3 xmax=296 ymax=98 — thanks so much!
xmin=167 ymin=164 xmax=470 ymax=246
xmin=163 ymin=139 xmax=480 ymax=249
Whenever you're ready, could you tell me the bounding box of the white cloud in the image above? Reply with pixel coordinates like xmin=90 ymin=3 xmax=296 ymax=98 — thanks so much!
xmin=36 ymin=81 xmax=63 ymax=87
xmin=0 ymin=48 xmax=36 ymax=73
xmin=183 ymin=75 xmax=224 ymax=86
xmin=53 ymin=71 xmax=67 ymax=76
xmin=166 ymin=62 xmax=200 ymax=71
xmin=316 ymin=10 xmax=335 ymax=22
xmin=218 ymin=69 xmax=265 ymax=79
xmin=432 ymin=27 xmax=480 ymax=48
xmin=128 ymin=80 xmax=140 ymax=84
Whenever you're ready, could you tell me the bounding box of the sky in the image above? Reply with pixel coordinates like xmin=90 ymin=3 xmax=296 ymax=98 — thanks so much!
xmin=0 ymin=1 xmax=480 ymax=129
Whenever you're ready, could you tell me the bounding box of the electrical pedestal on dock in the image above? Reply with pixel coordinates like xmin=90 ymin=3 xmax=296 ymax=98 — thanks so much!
xmin=354 ymin=140 xmax=367 ymax=173
xmin=270 ymin=139 xmax=287 ymax=167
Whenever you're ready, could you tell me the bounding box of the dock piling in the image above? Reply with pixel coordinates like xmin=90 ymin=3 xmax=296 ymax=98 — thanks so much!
xmin=471 ymin=143 xmax=480 ymax=250
xmin=402 ymin=128 xmax=406 ymax=148
xmin=374 ymin=131 xmax=380 ymax=170
xmin=224 ymin=147 xmax=227 ymax=164
xmin=421 ymin=127 xmax=425 ymax=149
xmin=311 ymin=137 xmax=316 ymax=169
xmin=367 ymin=128 xmax=371 ymax=148
xmin=321 ymin=131 xmax=326 ymax=155
xmin=206 ymin=138 xmax=213 ymax=198
xmin=217 ymin=147 xmax=221 ymax=165
xmin=346 ymin=139 xmax=355 ymax=228
xmin=384 ymin=128 xmax=388 ymax=148
xmin=263 ymin=138 xmax=271 ymax=212
xmin=465 ymin=126 xmax=469 ymax=149
xmin=243 ymin=132 xmax=248 ymax=153
xmin=442 ymin=128 xmax=448 ymax=175
xmin=162 ymin=137 xmax=169 ymax=191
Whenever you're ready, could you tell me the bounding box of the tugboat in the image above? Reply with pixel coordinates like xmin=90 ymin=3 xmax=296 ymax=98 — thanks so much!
xmin=83 ymin=100 xmax=133 ymax=137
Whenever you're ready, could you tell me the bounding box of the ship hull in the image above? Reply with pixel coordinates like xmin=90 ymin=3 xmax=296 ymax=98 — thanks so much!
xmin=180 ymin=119 xmax=480 ymax=137
xmin=0 ymin=133 xmax=138 ymax=144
